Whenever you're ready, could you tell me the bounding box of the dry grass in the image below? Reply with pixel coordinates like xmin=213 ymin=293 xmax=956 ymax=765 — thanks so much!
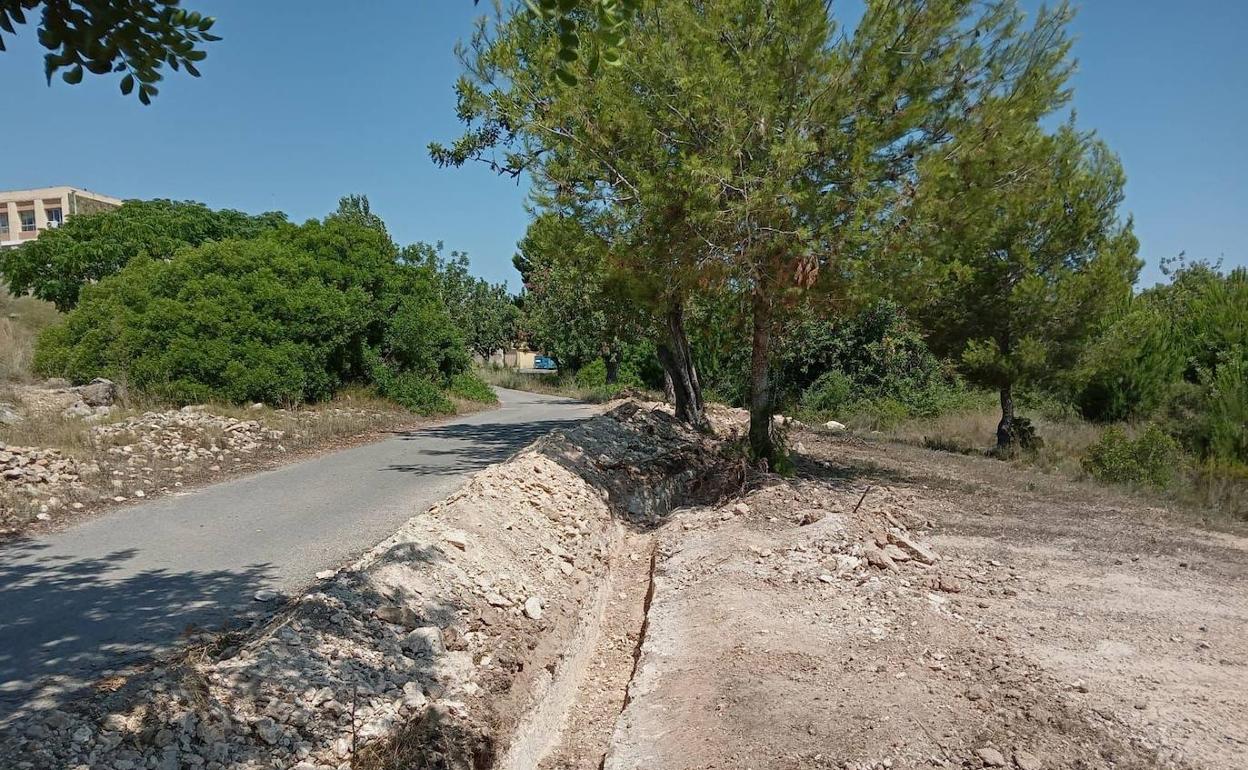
xmin=1 ymin=288 xmax=61 ymax=383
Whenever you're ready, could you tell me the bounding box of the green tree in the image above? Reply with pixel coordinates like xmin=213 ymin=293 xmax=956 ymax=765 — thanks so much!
xmin=515 ymin=212 xmax=643 ymax=378
xmin=0 ymin=199 xmax=286 ymax=311
xmin=34 ymin=213 xmax=467 ymax=405
xmin=435 ymin=0 xmax=1078 ymax=462
xmin=329 ymin=194 xmax=388 ymax=236
xmin=0 ymin=0 xmax=218 ymax=103
xmin=907 ymin=122 xmax=1141 ymax=452
xmin=401 ymin=243 xmax=519 ymax=359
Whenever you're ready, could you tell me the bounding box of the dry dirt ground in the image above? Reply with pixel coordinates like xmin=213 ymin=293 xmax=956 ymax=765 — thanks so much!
xmin=3 ymin=402 xmax=1243 ymax=770
xmin=601 ymin=425 xmax=1246 ymax=770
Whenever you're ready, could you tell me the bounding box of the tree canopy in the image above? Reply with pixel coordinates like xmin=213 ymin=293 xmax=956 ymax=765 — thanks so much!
xmin=0 ymin=199 xmax=286 ymax=311
xmin=436 ymin=0 xmax=1097 ymax=462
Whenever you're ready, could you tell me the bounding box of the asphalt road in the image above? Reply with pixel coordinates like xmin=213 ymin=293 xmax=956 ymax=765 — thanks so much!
xmin=0 ymin=387 xmax=595 ymax=721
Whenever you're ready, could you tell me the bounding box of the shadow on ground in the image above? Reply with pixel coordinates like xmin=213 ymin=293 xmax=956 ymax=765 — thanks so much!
xmin=383 ymin=418 xmax=584 ymax=477
xmin=0 ymin=538 xmax=273 ymax=722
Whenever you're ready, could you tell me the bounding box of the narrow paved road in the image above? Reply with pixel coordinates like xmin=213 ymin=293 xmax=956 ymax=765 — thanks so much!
xmin=0 ymin=388 xmax=594 ymax=721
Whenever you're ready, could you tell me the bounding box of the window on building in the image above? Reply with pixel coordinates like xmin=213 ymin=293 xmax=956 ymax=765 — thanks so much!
xmin=0 ymin=213 xmax=8 ymax=236
xmin=46 ymin=207 xmax=63 ymax=227
xmin=19 ymin=210 xmax=37 ymax=232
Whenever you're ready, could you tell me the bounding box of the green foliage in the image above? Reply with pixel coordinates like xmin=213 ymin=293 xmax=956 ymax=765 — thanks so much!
xmin=799 ymin=371 xmax=853 ymax=415
xmin=1081 ymin=424 xmax=1184 ymax=488
xmin=437 ymin=0 xmax=1090 ymax=460
xmin=1 ymin=199 xmax=286 ymax=311
xmin=908 ymin=122 xmax=1140 ymax=398
xmin=0 ymin=0 xmax=219 ymax=102
xmin=374 ymin=369 xmax=455 ymax=415
xmin=779 ymin=300 xmax=972 ymax=421
xmin=574 ymin=358 xmax=608 ymax=388
xmin=1076 ymin=263 xmax=1248 ymax=466
xmin=448 ymin=371 xmax=498 ymax=403
xmin=402 ymin=243 xmax=519 ymax=358
xmin=33 ymin=215 xmax=468 ymax=407
xmin=515 ymin=213 xmax=644 ymax=373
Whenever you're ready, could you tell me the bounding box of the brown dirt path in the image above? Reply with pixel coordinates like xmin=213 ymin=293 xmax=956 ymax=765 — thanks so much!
xmin=600 ymin=430 xmax=1247 ymax=770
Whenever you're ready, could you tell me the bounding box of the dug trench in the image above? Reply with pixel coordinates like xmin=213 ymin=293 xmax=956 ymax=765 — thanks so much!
xmin=0 ymin=401 xmax=729 ymax=770
xmin=3 ymin=401 xmax=1245 ymax=770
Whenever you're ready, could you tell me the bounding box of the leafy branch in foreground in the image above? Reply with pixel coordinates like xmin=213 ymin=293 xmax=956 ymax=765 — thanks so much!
xmin=0 ymin=0 xmax=219 ymax=103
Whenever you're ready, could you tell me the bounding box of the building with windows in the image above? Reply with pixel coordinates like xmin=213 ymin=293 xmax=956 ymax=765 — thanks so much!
xmin=0 ymin=186 xmax=123 ymax=248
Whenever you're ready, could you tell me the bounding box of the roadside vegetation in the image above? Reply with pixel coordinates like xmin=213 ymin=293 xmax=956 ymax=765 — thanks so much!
xmin=428 ymin=0 xmax=1245 ymax=520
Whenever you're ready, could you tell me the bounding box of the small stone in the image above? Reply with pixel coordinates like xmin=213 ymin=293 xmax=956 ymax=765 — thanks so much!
xmin=824 ymin=420 xmax=847 ymax=432
xmin=315 ymin=569 xmax=337 ymax=580
xmin=444 ymin=531 xmax=469 ymax=551
xmin=71 ymin=725 xmax=92 ymax=743
xmin=1012 ymin=750 xmax=1041 ymax=770
xmin=818 ymin=574 xmax=836 ymax=584
xmin=524 ymin=596 xmax=544 ymax=620
xmin=881 ymin=543 xmax=911 ymax=562
xmin=376 ymin=605 xmax=422 ymax=629
xmin=35 ymin=512 xmax=51 ymax=521
xmin=864 ymin=544 xmax=896 ymax=571
xmin=253 ymin=589 xmax=280 ymax=602
xmin=887 ymin=531 xmax=939 ymax=565
xmin=975 ymin=747 xmax=1006 ymax=767
xmin=402 ymin=682 xmax=428 ymax=710
xmin=401 ymin=626 xmax=445 ymax=657
xmin=253 ymin=717 xmax=280 ymax=745
xmin=733 ymin=502 xmax=750 ymax=516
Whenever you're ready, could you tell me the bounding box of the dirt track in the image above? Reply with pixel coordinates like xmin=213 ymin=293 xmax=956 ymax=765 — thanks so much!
xmin=5 ymin=403 xmax=1243 ymax=770
xmin=594 ymin=426 xmax=1247 ymax=770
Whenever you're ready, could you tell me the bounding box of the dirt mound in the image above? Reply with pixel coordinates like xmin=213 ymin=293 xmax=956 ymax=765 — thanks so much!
xmin=0 ymin=401 xmax=720 ymax=770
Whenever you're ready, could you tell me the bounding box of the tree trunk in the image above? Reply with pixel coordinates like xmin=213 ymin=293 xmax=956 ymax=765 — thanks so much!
xmin=748 ymin=286 xmax=776 ymax=464
xmin=656 ymin=301 xmax=709 ymax=432
xmin=996 ymin=384 xmax=1015 ymax=453
xmin=662 ymin=368 xmax=675 ymax=404
xmin=604 ymin=352 xmax=620 ymax=385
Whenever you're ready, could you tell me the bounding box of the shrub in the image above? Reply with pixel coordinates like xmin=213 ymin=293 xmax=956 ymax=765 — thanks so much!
xmin=375 ymin=370 xmax=455 ymax=415
xmin=574 ymin=358 xmax=608 ymax=388
xmin=1081 ymin=424 xmax=1183 ymax=488
xmin=449 ymin=371 xmax=497 ymax=403
xmin=800 ymin=370 xmax=853 ymax=414
xmin=780 ymin=300 xmax=970 ymax=420
xmin=34 ymin=217 xmax=468 ymax=407
xmin=1 ymin=199 xmax=286 ymax=311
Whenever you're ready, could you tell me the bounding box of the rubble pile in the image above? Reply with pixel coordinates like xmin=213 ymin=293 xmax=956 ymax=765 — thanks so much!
xmin=0 ymin=443 xmax=87 ymax=494
xmin=90 ymin=407 xmax=287 ymax=465
xmin=0 ymin=403 xmax=717 ymax=770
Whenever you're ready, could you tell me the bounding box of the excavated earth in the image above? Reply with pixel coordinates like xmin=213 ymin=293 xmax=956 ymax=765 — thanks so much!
xmin=2 ymin=401 xmax=1244 ymax=770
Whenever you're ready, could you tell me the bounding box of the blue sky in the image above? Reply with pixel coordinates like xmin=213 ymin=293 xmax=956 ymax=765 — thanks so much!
xmin=2 ymin=1 xmax=1244 ymax=289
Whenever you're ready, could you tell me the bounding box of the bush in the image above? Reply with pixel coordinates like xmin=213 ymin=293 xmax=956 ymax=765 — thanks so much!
xmin=34 ymin=216 xmax=468 ymax=407
xmin=800 ymin=370 xmax=853 ymax=414
xmin=1081 ymin=424 xmax=1183 ymax=488
xmin=1 ymin=199 xmax=286 ymax=311
xmin=781 ymin=300 xmax=970 ymax=420
xmin=574 ymin=358 xmax=608 ymax=388
xmin=449 ymin=371 xmax=497 ymax=403
xmin=375 ymin=370 xmax=455 ymax=415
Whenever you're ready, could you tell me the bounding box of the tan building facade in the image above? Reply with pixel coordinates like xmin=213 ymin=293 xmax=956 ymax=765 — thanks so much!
xmin=0 ymin=186 xmax=123 ymax=248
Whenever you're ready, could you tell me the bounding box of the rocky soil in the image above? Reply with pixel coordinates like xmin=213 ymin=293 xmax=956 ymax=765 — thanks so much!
xmin=2 ymin=401 xmax=1243 ymax=770
xmin=1 ymin=380 xmax=422 ymax=537
xmin=0 ymin=402 xmax=722 ymax=770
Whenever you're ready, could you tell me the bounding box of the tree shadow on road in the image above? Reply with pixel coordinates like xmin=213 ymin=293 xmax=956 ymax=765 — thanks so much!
xmin=0 ymin=538 xmax=274 ymax=722
xmin=381 ymin=418 xmax=586 ymax=477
